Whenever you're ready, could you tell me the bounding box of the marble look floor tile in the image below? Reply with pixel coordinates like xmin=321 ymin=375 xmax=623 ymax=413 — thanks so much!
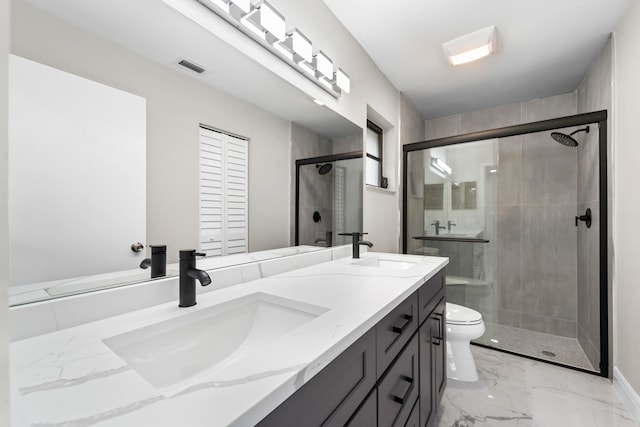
xmin=436 ymin=346 xmax=638 ymax=427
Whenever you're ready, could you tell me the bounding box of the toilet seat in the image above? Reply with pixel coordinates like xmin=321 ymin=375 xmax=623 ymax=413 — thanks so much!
xmin=446 ymin=303 xmax=483 ymax=326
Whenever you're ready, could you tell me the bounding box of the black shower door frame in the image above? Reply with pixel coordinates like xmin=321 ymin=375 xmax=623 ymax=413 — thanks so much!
xmin=401 ymin=110 xmax=609 ymax=377
xmin=294 ymin=151 xmax=363 ymax=246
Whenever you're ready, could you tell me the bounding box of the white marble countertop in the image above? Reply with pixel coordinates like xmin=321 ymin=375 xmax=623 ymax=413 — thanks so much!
xmin=10 ymin=252 xmax=447 ymax=427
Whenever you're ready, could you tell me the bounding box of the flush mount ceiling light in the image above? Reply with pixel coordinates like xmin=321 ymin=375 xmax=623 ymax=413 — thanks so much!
xmin=442 ymin=25 xmax=497 ymax=66
xmin=197 ymin=0 xmax=350 ymax=98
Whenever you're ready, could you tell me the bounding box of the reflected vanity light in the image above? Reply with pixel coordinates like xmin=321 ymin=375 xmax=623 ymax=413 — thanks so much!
xmin=430 ymin=156 xmax=452 ymax=178
xmin=197 ymin=0 xmax=349 ymax=98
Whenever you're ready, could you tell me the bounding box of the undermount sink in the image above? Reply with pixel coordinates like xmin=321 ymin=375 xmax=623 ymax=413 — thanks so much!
xmin=103 ymin=292 xmax=328 ymax=392
xmin=353 ymin=257 xmax=418 ymax=271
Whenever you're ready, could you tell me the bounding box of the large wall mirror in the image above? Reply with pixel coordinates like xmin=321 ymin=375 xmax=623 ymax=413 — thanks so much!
xmin=9 ymin=0 xmax=363 ymax=305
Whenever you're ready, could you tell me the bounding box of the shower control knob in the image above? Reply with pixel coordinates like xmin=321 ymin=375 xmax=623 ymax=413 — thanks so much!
xmin=575 ymin=208 xmax=592 ymax=228
xmin=131 ymin=242 xmax=144 ymax=252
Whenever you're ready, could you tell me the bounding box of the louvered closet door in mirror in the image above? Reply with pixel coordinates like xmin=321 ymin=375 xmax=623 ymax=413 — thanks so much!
xmin=199 ymin=127 xmax=248 ymax=256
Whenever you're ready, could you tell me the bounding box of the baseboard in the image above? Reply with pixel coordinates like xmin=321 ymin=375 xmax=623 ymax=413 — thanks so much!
xmin=614 ymin=367 xmax=640 ymax=424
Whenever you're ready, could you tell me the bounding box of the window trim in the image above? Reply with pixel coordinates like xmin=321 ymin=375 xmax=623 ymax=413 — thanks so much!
xmin=366 ymin=119 xmax=383 ymax=187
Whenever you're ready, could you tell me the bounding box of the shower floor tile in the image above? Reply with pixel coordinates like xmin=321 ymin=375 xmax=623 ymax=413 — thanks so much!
xmin=473 ymin=322 xmax=596 ymax=372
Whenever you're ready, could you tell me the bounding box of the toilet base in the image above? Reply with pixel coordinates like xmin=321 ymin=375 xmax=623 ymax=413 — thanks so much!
xmin=446 ymin=340 xmax=480 ymax=382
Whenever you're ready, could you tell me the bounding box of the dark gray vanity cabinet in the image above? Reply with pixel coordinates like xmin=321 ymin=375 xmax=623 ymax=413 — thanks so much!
xmin=258 ymin=268 xmax=446 ymax=427
xmin=419 ymin=269 xmax=446 ymax=427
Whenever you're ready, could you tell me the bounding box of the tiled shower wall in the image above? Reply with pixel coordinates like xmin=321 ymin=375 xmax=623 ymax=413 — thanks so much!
xmin=576 ymin=37 xmax=612 ymax=370
xmin=424 ymin=92 xmax=582 ymax=338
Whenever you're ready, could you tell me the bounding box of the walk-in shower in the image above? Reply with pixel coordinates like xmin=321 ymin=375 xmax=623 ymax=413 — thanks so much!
xmin=403 ymin=111 xmax=608 ymax=376
xmin=296 ymin=152 xmax=363 ymax=247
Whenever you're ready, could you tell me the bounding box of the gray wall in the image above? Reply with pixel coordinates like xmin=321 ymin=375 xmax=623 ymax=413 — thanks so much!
xmin=0 ymin=0 xmax=9 ymax=422
xmin=11 ymin=0 xmax=292 ymax=262
xmin=400 ymin=93 xmax=427 ymax=254
xmin=424 ymin=93 xmax=581 ymax=338
xmin=576 ymin=37 xmax=613 ymax=371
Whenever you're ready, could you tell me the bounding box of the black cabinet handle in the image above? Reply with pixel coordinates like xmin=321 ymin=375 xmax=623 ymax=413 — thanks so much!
xmin=432 ymin=313 xmax=443 ymax=346
xmin=390 ymin=375 xmax=414 ymax=405
xmin=391 ymin=314 xmax=413 ymax=334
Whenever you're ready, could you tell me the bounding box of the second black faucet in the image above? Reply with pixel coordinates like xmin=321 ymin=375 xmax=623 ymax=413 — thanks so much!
xmin=339 ymin=232 xmax=373 ymax=259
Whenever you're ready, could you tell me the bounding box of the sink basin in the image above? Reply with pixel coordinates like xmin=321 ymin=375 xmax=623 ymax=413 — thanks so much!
xmin=354 ymin=257 xmax=417 ymax=271
xmin=103 ymin=292 xmax=327 ymax=392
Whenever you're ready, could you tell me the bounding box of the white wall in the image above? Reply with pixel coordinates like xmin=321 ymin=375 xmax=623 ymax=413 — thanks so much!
xmin=11 ymin=0 xmax=291 ymax=261
xmin=613 ymin=1 xmax=640 ymax=396
xmin=256 ymin=0 xmax=404 ymax=253
xmin=0 ymin=0 xmax=8 ymax=422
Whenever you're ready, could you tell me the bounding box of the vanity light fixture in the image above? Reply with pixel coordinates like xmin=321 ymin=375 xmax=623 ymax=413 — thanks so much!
xmin=278 ymin=28 xmax=313 ymax=63
xmin=197 ymin=0 xmax=349 ymax=98
xmin=443 ymin=25 xmax=497 ymax=66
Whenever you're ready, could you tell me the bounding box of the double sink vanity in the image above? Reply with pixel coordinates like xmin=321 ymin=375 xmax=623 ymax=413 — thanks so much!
xmin=10 ymin=247 xmax=447 ymax=426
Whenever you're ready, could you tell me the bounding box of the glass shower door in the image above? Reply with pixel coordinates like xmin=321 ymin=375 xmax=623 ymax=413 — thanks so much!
xmin=404 ymin=118 xmax=605 ymax=375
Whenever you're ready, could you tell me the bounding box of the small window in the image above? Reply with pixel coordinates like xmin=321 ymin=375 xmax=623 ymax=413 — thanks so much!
xmin=365 ymin=120 xmax=383 ymax=186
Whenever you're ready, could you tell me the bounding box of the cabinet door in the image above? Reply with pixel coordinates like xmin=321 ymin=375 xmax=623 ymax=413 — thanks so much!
xmin=432 ymin=298 xmax=447 ymax=406
xmin=418 ymin=320 xmax=434 ymax=427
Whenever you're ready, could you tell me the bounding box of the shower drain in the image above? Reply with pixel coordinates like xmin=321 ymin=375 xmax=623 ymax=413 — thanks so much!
xmin=541 ymin=350 xmax=557 ymax=357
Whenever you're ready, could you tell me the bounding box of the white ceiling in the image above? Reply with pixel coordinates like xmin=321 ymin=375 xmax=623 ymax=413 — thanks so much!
xmin=22 ymin=0 xmax=633 ymax=131
xmin=324 ymin=0 xmax=632 ymax=119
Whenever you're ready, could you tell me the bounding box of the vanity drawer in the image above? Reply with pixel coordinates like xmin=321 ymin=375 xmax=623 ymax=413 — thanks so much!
xmin=345 ymin=390 xmax=377 ymax=426
xmin=404 ymin=399 xmax=420 ymax=427
xmin=258 ymin=329 xmax=376 ymax=427
xmin=377 ymin=332 xmax=420 ymax=427
xmin=377 ymin=291 xmax=419 ymax=377
xmin=418 ymin=268 xmax=445 ymax=325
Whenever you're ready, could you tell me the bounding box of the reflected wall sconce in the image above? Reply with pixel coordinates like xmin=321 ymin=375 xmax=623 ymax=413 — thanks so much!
xmin=442 ymin=25 xmax=497 ymax=66
xmin=198 ymin=0 xmax=350 ymax=97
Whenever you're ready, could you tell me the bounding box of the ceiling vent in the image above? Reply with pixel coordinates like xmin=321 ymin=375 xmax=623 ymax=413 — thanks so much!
xmin=177 ymin=59 xmax=206 ymax=74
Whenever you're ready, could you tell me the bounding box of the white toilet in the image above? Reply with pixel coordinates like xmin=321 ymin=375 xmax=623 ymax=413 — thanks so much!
xmin=445 ymin=302 xmax=485 ymax=382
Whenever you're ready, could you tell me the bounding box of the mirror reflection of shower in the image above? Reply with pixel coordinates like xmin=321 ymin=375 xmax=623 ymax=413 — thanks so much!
xmin=295 ymin=153 xmax=363 ymax=248
xmin=316 ymin=163 xmax=333 ymax=175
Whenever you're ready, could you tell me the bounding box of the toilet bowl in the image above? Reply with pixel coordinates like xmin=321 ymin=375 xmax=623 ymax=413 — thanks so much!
xmin=445 ymin=302 xmax=485 ymax=382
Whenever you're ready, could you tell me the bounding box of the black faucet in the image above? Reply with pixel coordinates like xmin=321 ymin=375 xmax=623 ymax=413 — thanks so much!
xmin=447 ymin=220 xmax=456 ymax=231
xmin=179 ymin=250 xmax=212 ymax=308
xmin=431 ymin=220 xmax=446 ymax=235
xmin=339 ymin=232 xmax=373 ymax=259
xmin=314 ymin=231 xmax=333 ymax=248
xmin=139 ymin=245 xmax=167 ymax=279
